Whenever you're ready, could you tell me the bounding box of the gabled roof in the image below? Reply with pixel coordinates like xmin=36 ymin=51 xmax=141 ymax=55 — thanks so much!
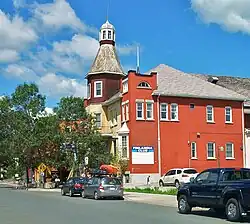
xmin=150 ymin=64 xmax=246 ymax=101
xmin=102 ymin=92 xmax=122 ymax=106
xmin=192 ymin=73 xmax=250 ymax=105
xmin=87 ymin=44 xmax=124 ymax=77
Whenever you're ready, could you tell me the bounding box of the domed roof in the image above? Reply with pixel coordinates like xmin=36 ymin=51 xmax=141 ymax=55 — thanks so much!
xmin=101 ymin=20 xmax=115 ymax=30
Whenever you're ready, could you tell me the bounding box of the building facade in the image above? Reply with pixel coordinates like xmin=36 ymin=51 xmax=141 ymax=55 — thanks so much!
xmin=86 ymin=20 xmax=247 ymax=184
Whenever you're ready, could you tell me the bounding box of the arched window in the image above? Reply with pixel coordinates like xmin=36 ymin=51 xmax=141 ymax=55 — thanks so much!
xmin=137 ymin=82 xmax=151 ymax=88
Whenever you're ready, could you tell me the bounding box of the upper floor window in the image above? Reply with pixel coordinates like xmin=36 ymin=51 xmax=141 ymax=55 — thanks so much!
xmin=191 ymin=142 xmax=197 ymax=159
xmin=136 ymin=101 xmax=144 ymax=120
xmin=170 ymin=103 xmax=178 ymax=121
xmin=95 ymin=113 xmax=101 ymax=128
xmin=87 ymin=83 xmax=91 ymax=99
xmin=160 ymin=103 xmax=168 ymax=120
xmin=108 ymin=30 xmax=112 ymax=39
xmin=207 ymin=142 xmax=215 ymax=159
xmin=146 ymin=102 xmax=154 ymax=120
xmin=126 ymin=104 xmax=129 ymax=121
xmin=122 ymin=79 xmax=128 ymax=93
xmin=94 ymin=81 xmax=102 ymax=98
xmin=137 ymin=82 xmax=151 ymax=89
xmin=206 ymin=105 xmax=214 ymax=122
xmin=225 ymin=106 xmax=232 ymax=123
xmin=102 ymin=30 xmax=106 ymax=39
xmin=226 ymin=143 xmax=234 ymax=159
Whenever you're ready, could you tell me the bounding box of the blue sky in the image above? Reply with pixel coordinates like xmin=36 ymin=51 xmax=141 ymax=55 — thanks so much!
xmin=1 ymin=0 xmax=250 ymax=107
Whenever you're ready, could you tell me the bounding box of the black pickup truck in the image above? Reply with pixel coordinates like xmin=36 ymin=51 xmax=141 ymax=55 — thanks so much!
xmin=177 ymin=168 xmax=250 ymax=222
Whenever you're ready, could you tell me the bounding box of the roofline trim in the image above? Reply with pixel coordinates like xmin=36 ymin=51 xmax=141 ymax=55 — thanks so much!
xmin=152 ymin=91 xmax=246 ymax=102
xmin=102 ymin=95 xmax=122 ymax=106
xmin=86 ymin=71 xmax=125 ymax=77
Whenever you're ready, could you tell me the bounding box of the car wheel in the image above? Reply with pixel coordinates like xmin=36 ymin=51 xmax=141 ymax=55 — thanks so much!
xmin=94 ymin=191 xmax=99 ymax=200
xmin=61 ymin=188 xmax=65 ymax=196
xmin=175 ymin=180 xmax=180 ymax=189
xmin=69 ymin=189 xmax=73 ymax=197
xmin=159 ymin=180 xmax=164 ymax=187
xmin=178 ymin=195 xmax=191 ymax=214
xmin=225 ymin=198 xmax=241 ymax=222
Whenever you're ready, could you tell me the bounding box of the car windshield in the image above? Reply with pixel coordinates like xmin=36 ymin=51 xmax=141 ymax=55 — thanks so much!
xmin=102 ymin=177 xmax=121 ymax=185
xmin=74 ymin=178 xmax=88 ymax=184
xmin=184 ymin=169 xmax=198 ymax=174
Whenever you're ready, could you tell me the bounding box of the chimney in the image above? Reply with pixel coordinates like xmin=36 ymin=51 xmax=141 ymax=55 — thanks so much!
xmin=208 ymin=76 xmax=219 ymax=84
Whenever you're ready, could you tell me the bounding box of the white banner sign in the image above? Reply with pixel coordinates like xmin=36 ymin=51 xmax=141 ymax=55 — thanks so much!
xmin=132 ymin=146 xmax=154 ymax=164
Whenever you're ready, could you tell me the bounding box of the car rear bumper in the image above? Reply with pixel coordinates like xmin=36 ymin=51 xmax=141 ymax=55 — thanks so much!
xmin=99 ymin=190 xmax=124 ymax=198
xmin=72 ymin=188 xmax=83 ymax=194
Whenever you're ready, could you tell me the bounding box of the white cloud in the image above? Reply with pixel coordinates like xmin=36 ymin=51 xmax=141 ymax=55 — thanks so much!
xmin=32 ymin=0 xmax=85 ymax=32
xmin=37 ymin=73 xmax=87 ymax=98
xmin=4 ymin=64 xmax=38 ymax=82
xmin=0 ymin=49 xmax=20 ymax=63
xmin=45 ymin=107 xmax=54 ymax=115
xmin=0 ymin=10 xmax=37 ymax=50
xmin=191 ymin=0 xmax=250 ymax=34
xmin=13 ymin=0 xmax=26 ymax=9
xmin=117 ymin=44 xmax=137 ymax=55
xmin=53 ymin=34 xmax=99 ymax=59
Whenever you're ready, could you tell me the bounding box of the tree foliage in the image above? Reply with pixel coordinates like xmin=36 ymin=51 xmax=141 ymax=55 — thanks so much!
xmin=0 ymin=84 xmax=111 ymax=177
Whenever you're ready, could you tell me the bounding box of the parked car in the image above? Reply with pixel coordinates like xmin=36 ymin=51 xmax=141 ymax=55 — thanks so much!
xmin=177 ymin=168 xmax=250 ymax=222
xmin=83 ymin=175 xmax=124 ymax=200
xmin=159 ymin=168 xmax=198 ymax=188
xmin=61 ymin=177 xmax=88 ymax=197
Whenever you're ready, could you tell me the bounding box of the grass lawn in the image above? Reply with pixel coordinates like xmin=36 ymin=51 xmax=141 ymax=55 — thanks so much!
xmin=124 ymin=187 xmax=178 ymax=195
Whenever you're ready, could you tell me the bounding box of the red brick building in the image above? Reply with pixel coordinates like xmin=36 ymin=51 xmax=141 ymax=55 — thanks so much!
xmin=85 ymin=20 xmax=247 ymax=184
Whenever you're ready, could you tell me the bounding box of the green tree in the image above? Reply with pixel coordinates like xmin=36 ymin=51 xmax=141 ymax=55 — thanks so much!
xmin=55 ymin=96 xmax=112 ymax=173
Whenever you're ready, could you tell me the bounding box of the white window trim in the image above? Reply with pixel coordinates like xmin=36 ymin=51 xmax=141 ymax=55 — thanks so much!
xmin=122 ymin=105 xmax=125 ymax=122
xmin=122 ymin=78 xmax=128 ymax=83
xmin=87 ymin=83 xmax=91 ymax=99
xmin=126 ymin=104 xmax=129 ymax=121
xmin=207 ymin=142 xmax=216 ymax=159
xmin=225 ymin=106 xmax=233 ymax=123
xmin=160 ymin=103 xmax=168 ymax=121
xmin=121 ymin=135 xmax=129 ymax=159
xmin=146 ymin=102 xmax=154 ymax=120
xmin=122 ymin=80 xmax=128 ymax=94
xmin=206 ymin=105 xmax=214 ymax=123
xmin=136 ymin=101 xmax=144 ymax=120
xmin=137 ymin=81 xmax=151 ymax=89
xmin=95 ymin=113 xmax=102 ymax=128
xmin=122 ymin=100 xmax=129 ymax=106
xmin=191 ymin=142 xmax=197 ymax=159
xmin=225 ymin=142 xmax=235 ymax=159
xmin=94 ymin=81 xmax=103 ymax=98
xmin=170 ymin=103 xmax=179 ymax=121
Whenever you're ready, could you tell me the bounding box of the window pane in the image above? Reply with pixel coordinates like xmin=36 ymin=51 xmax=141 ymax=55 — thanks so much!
xmin=207 ymin=143 xmax=214 ymax=158
xmin=226 ymin=143 xmax=233 ymax=158
xmin=146 ymin=103 xmax=153 ymax=119
xmin=191 ymin=142 xmax=196 ymax=158
xmin=103 ymin=30 xmax=106 ymax=39
xmin=95 ymin=82 xmax=102 ymax=96
xmin=207 ymin=106 xmax=213 ymax=121
xmin=171 ymin=104 xmax=178 ymax=120
xmin=226 ymin=107 xmax=232 ymax=122
xmin=108 ymin=31 xmax=112 ymax=39
xmin=160 ymin=104 xmax=167 ymax=119
xmin=136 ymin=102 xmax=143 ymax=119
xmin=122 ymin=136 xmax=127 ymax=158
xmin=184 ymin=169 xmax=198 ymax=174
xmin=95 ymin=113 xmax=101 ymax=128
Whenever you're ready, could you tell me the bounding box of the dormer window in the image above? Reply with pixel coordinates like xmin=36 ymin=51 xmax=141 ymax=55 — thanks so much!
xmin=108 ymin=30 xmax=112 ymax=39
xmin=102 ymin=30 xmax=106 ymax=39
xmin=138 ymin=82 xmax=151 ymax=89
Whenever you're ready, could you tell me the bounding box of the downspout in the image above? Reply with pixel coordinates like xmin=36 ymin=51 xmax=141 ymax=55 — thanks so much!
xmin=242 ymin=101 xmax=246 ymax=167
xmin=157 ymin=94 xmax=161 ymax=177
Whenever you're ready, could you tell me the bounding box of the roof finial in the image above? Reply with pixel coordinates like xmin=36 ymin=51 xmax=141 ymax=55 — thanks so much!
xmin=106 ymin=0 xmax=111 ymax=21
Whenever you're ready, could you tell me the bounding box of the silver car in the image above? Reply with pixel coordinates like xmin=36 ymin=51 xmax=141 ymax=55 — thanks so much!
xmin=83 ymin=176 xmax=124 ymax=200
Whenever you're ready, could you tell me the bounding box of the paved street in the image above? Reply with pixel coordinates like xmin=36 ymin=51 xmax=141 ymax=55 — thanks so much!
xmin=0 ymin=185 xmax=248 ymax=224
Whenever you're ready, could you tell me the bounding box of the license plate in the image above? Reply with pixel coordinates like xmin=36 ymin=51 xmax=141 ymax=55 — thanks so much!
xmin=110 ymin=187 xmax=115 ymax=190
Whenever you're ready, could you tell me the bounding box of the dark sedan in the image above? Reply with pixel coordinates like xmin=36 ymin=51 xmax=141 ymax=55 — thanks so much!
xmin=61 ymin=177 xmax=88 ymax=197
